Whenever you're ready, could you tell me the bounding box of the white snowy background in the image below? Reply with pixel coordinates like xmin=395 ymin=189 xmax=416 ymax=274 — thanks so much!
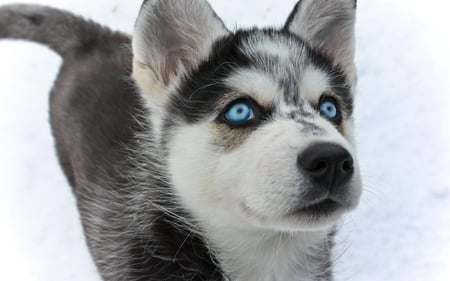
xmin=0 ymin=0 xmax=449 ymax=280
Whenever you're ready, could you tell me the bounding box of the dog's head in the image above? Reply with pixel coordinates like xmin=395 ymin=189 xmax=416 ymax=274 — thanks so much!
xmin=132 ymin=0 xmax=361 ymax=231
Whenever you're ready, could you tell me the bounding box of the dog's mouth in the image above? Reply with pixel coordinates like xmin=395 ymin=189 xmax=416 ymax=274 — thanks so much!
xmin=239 ymin=197 xmax=347 ymax=231
xmin=241 ymin=198 xmax=344 ymax=222
xmin=291 ymin=199 xmax=343 ymax=216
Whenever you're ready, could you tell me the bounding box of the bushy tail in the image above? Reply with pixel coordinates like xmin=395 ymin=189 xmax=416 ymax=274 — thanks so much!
xmin=0 ymin=4 xmax=127 ymax=58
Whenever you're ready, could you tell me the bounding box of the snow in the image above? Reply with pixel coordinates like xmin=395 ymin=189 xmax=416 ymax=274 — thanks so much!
xmin=0 ymin=0 xmax=449 ymax=280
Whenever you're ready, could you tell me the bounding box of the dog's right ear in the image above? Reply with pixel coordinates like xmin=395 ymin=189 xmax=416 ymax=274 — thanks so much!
xmin=284 ymin=0 xmax=357 ymax=74
xmin=132 ymin=0 xmax=229 ymax=108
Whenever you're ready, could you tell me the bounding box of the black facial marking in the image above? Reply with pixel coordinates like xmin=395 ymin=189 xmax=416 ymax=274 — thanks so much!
xmin=164 ymin=34 xmax=251 ymax=125
xmin=280 ymin=72 xmax=300 ymax=106
xmin=163 ymin=30 xmax=290 ymax=137
xmin=25 ymin=13 xmax=44 ymax=26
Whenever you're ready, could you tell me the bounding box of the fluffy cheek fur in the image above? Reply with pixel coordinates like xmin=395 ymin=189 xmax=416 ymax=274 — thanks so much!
xmin=167 ymin=121 xmax=299 ymax=229
xmin=215 ymin=120 xmax=307 ymax=220
xmin=167 ymin=122 xmax=241 ymax=224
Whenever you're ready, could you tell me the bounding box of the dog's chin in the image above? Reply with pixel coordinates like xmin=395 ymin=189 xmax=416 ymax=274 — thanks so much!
xmin=239 ymin=201 xmax=349 ymax=232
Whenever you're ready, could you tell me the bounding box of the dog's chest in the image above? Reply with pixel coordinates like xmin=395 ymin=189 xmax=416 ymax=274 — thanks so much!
xmin=208 ymin=228 xmax=330 ymax=281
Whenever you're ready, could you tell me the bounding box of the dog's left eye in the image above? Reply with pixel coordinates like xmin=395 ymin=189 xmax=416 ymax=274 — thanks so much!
xmin=224 ymin=100 xmax=255 ymax=126
xmin=319 ymin=97 xmax=340 ymax=122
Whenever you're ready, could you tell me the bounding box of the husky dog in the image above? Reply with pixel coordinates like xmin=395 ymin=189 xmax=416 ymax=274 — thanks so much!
xmin=0 ymin=0 xmax=361 ymax=280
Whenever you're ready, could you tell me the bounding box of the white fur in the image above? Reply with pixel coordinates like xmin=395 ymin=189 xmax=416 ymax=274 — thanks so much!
xmin=300 ymin=66 xmax=331 ymax=102
xmin=206 ymin=226 xmax=330 ymax=281
xmin=225 ymin=68 xmax=283 ymax=105
xmin=242 ymin=36 xmax=292 ymax=61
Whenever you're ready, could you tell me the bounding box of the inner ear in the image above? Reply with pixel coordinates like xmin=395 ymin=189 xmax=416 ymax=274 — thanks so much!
xmin=132 ymin=0 xmax=230 ymax=88
xmin=284 ymin=0 xmax=356 ymax=71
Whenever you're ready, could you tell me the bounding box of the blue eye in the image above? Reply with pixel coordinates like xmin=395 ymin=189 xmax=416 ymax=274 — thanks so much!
xmin=225 ymin=100 xmax=255 ymax=125
xmin=319 ymin=98 xmax=339 ymax=120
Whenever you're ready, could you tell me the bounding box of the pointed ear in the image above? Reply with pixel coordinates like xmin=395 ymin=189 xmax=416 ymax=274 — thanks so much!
xmin=132 ymin=0 xmax=229 ymax=102
xmin=284 ymin=0 xmax=356 ymax=72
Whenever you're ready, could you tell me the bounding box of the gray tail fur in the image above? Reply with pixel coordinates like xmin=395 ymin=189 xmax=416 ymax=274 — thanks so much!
xmin=0 ymin=4 xmax=128 ymax=58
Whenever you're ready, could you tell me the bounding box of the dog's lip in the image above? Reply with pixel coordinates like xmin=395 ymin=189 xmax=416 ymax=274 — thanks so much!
xmin=291 ymin=198 xmax=343 ymax=216
xmin=239 ymin=197 xmax=349 ymax=226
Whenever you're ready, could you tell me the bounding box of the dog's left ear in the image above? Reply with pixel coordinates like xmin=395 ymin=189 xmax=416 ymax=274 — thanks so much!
xmin=284 ymin=0 xmax=356 ymax=72
xmin=132 ymin=0 xmax=229 ymax=110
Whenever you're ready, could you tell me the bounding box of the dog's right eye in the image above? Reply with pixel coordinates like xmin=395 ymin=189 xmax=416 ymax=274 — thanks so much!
xmin=319 ymin=96 xmax=342 ymax=123
xmin=225 ymin=100 xmax=254 ymax=124
xmin=221 ymin=99 xmax=257 ymax=127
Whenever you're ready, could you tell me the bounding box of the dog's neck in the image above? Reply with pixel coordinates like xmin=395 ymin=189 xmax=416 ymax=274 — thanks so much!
xmin=202 ymin=219 xmax=334 ymax=281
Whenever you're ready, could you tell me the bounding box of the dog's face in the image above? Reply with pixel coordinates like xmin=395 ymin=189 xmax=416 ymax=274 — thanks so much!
xmin=132 ymin=0 xmax=361 ymax=231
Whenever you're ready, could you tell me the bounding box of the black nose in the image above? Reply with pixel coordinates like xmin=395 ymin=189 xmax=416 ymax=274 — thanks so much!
xmin=298 ymin=143 xmax=354 ymax=191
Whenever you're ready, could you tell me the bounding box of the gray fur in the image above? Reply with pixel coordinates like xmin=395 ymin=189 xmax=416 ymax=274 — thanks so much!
xmin=0 ymin=4 xmax=126 ymax=58
xmin=285 ymin=0 xmax=356 ymax=71
xmin=133 ymin=0 xmax=229 ymax=85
